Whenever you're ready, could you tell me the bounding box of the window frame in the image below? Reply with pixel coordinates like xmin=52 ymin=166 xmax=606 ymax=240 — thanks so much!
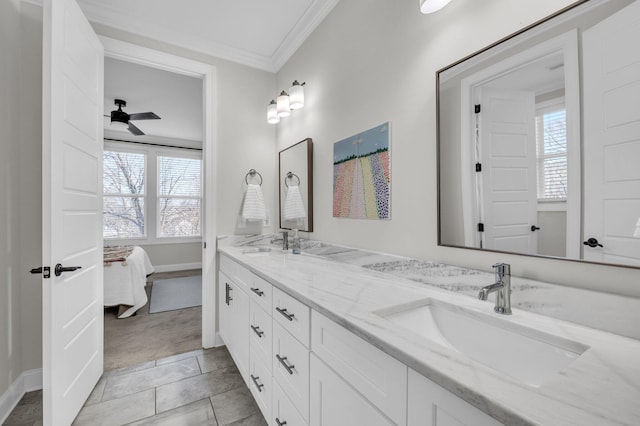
xmin=103 ymin=141 xmax=203 ymax=245
xmin=535 ymin=97 xmax=568 ymax=204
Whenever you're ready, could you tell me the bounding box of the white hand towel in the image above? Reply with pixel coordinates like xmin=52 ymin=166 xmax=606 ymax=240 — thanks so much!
xmin=283 ymin=185 xmax=307 ymax=220
xmin=242 ymin=184 xmax=267 ymax=221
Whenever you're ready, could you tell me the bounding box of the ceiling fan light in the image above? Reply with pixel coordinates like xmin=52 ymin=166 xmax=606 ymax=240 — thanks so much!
xmin=267 ymin=100 xmax=280 ymax=124
xmin=420 ymin=0 xmax=453 ymax=14
xmin=289 ymin=80 xmax=305 ymax=110
xmin=277 ymin=91 xmax=291 ymax=117
xmin=110 ymin=120 xmax=129 ymax=129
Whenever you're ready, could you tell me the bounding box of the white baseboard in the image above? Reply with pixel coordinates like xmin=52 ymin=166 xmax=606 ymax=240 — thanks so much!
xmin=0 ymin=369 xmax=42 ymax=424
xmin=153 ymin=262 xmax=202 ymax=273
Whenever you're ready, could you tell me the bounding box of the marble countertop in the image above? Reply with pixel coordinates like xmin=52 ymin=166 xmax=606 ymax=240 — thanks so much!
xmin=218 ymin=235 xmax=640 ymax=426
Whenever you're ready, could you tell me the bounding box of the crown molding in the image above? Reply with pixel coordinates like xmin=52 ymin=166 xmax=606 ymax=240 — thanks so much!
xmin=271 ymin=0 xmax=341 ymax=71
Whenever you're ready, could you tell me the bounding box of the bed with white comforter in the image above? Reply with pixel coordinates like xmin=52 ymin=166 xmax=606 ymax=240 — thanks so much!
xmin=104 ymin=246 xmax=155 ymax=318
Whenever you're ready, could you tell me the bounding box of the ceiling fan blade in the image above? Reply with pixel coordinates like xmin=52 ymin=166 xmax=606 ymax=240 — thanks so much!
xmin=127 ymin=122 xmax=145 ymax=136
xmin=128 ymin=112 xmax=160 ymax=121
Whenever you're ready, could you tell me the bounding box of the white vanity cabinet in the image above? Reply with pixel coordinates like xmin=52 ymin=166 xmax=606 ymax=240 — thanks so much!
xmin=218 ymin=261 xmax=250 ymax=383
xmin=408 ymin=369 xmax=503 ymax=426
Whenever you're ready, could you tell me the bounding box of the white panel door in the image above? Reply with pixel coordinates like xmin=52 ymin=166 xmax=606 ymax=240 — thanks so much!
xmin=479 ymin=88 xmax=538 ymax=253
xmin=583 ymin=0 xmax=640 ymax=266
xmin=42 ymin=0 xmax=104 ymax=424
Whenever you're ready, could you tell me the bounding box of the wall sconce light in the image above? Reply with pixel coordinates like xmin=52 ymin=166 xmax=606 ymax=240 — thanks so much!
xmin=268 ymin=81 xmax=306 ymax=124
xmin=277 ymin=90 xmax=291 ymax=117
xmin=420 ymin=0 xmax=453 ymax=14
xmin=267 ymin=100 xmax=280 ymax=124
xmin=289 ymin=80 xmax=305 ymax=110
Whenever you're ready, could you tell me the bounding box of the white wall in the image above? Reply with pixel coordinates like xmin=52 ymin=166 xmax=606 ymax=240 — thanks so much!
xmin=275 ymin=0 xmax=640 ymax=298
xmin=0 ymin=0 xmax=24 ymax=400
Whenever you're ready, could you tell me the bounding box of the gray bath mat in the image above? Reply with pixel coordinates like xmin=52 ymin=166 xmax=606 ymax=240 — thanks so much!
xmin=149 ymin=275 xmax=202 ymax=314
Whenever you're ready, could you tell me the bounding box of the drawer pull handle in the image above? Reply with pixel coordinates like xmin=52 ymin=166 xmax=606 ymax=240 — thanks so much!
xmin=250 ymin=374 xmax=264 ymax=392
xmin=275 ymin=418 xmax=287 ymax=426
xmin=276 ymin=307 xmax=295 ymax=321
xmin=225 ymin=283 xmax=233 ymax=305
xmin=251 ymin=287 xmax=264 ymax=297
xmin=250 ymin=325 xmax=264 ymax=338
xmin=276 ymin=354 xmax=295 ymax=375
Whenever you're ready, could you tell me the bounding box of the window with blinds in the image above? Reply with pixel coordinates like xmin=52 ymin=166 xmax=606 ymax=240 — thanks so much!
xmin=158 ymin=155 xmax=202 ymax=238
xmin=103 ymin=150 xmax=146 ymax=238
xmin=535 ymin=101 xmax=567 ymax=201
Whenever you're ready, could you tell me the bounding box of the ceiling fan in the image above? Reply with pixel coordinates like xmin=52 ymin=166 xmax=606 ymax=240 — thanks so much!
xmin=108 ymin=99 xmax=160 ymax=136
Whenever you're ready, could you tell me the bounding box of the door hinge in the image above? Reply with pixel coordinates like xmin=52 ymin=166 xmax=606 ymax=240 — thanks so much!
xmin=475 ymin=104 xmax=481 ymax=114
xmin=475 ymin=162 xmax=482 ymax=172
xmin=477 ymin=223 xmax=484 ymax=232
xmin=204 ymin=242 xmax=207 ymax=249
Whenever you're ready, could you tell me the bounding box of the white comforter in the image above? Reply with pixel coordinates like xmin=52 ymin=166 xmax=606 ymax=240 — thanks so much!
xmin=104 ymin=246 xmax=155 ymax=318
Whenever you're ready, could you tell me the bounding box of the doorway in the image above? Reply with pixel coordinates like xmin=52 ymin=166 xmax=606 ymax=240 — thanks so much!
xmin=100 ymin=37 xmax=219 ymax=354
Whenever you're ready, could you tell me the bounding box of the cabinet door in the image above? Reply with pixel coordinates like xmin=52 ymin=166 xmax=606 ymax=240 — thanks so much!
xmin=309 ymin=354 xmax=394 ymax=426
xmin=218 ymin=272 xmax=233 ymax=348
xmin=230 ymin=280 xmax=250 ymax=383
xmin=408 ymin=369 xmax=504 ymax=426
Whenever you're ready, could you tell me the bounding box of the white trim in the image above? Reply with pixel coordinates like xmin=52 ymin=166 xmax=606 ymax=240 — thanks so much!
xmin=537 ymin=201 xmax=567 ymax=212
xmin=100 ymin=36 xmax=218 ymax=350
xmin=153 ymin=262 xmax=203 ymax=273
xmin=0 ymin=369 xmax=43 ymax=424
xmin=459 ymin=30 xmax=580 ymax=259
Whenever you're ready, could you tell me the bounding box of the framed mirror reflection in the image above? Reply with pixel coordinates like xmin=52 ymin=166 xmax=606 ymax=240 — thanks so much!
xmin=279 ymin=138 xmax=313 ymax=232
xmin=437 ymin=0 xmax=640 ymax=269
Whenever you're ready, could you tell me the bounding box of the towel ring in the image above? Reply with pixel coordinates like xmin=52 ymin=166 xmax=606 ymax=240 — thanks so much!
xmin=245 ymin=169 xmax=263 ymax=186
xmin=285 ymin=171 xmax=301 ymax=188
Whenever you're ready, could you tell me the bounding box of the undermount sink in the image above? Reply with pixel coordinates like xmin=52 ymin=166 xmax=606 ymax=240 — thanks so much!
xmin=376 ymin=299 xmax=589 ymax=387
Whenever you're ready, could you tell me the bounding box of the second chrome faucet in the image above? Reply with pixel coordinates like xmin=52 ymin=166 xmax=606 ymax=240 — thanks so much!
xmin=478 ymin=263 xmax=512 ymax=315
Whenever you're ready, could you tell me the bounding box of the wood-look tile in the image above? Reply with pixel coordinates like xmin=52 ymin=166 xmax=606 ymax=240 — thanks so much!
xmin=197 ymin=347 xmax=235 ymax=374
xmin=156 ymin=349 xmax=205 ymax=366
xmin=155 ymin=366 xmax=244 ymax=414
xmin=210 ymin=385 xmax=261 ymax=425
xmin=226 ymin=413 xmax=268 ymax=426
xmin=72 ymin=389 xmax=155 ymax=426
xmin=2 ymin=390 xmax=42 ymax=425
xmin=125 ymin=398 xmax=217 ymax=426
xmin=103 ymin=357 xmax=201 ymax=401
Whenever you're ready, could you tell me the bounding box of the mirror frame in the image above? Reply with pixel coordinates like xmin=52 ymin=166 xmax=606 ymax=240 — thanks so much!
xmin=279 ymin=138 xmax=313 ymax=232
xmin=436 ymin=0 xmax=639 ymax=270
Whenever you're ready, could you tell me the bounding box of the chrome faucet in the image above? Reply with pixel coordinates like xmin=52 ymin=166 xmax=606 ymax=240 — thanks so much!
xmin=478 ymin=263 xmax=512 ymax=315
xmin=270 ymin=231 xmax=289 ymax=250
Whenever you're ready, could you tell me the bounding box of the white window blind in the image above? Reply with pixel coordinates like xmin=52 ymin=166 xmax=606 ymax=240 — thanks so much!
xmin=158 ymin=155 xmax=202 ymax=238
xmin=103 ymin=150 xmax=146 ymax=238
xmin=535 ymin=103 xmax=567 ymax=200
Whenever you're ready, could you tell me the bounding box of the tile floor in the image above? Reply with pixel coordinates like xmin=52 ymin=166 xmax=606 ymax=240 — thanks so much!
xmin=4 ymin=347 xmax=267 ymax=426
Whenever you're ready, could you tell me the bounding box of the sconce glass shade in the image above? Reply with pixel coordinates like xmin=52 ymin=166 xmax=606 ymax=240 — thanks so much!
xmin=420 ymin=0 xmax=453 ymax=14
xmin=289 ymin=80 xmax=305 ymax=110
xmin=277 ymin=91 xmax=291 ymax=117
xmin=267 ymin=100 xmax=280 ymax=124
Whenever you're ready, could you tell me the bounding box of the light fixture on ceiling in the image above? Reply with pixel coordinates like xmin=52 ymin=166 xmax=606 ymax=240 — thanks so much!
xmin=267 ymin=81 xmax=306 ymax=124
xmin=420 ymin=0 xmax=453 ymax=14
xmin=267 ymin=100 xmax=280 ymax=124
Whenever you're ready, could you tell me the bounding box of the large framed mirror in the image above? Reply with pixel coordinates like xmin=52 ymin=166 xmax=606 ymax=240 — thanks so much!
xmin=437 ymin=0 xmax=640 ymax=269
xmin=279 ymin=138 xmax=313 ymax=232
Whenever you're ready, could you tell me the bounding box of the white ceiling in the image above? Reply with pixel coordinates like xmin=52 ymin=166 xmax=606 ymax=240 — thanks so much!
xmin=78 ymin=0 xmax=341 ymax=72
xmin=104 ymin=57 xmax=203 ymax=146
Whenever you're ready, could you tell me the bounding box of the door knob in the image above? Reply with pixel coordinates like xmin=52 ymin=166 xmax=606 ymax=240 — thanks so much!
xmin=530 ymin=225 xmax=540 ymax=232
xmin=583 ymin=238 xmax=603 ymax=248
xmin=54 ymin=264 xmax=82 ymax=277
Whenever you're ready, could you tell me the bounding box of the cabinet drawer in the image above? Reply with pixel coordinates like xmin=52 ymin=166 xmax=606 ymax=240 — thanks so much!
xmin=273 ymin=287 xmax=310 ymax=347
xmin=250 ymin=300 xmax=272 ymax=368
xmin=311 ymin=310 xmax=407 ymax=425
xmin=219 ymin=254 xmax=238 ymax=281
xmin=249 ymin=355 xmax=272 ymax=423
xmin=273 ymin=380 xmax=307 ymax=426
xmin=246 ymin=272 xmax=273 ymax=313
xmin=273 ymin=322 xmax=310 ymax=422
